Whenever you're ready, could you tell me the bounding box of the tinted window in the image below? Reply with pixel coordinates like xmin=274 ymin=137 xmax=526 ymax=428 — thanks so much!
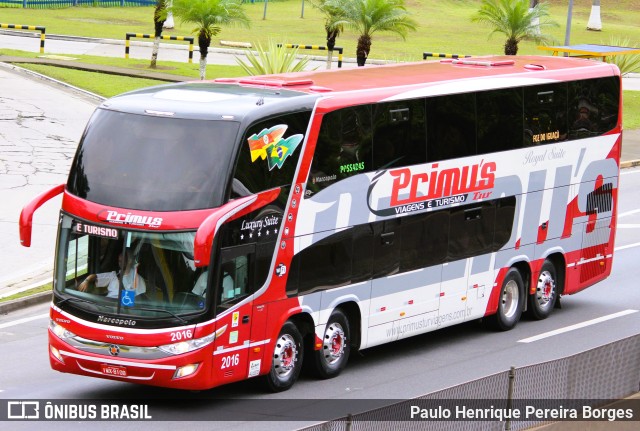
xmin=307 ymin=106 xmax=372 ymax=195
xmin=568 ymin=77 xmax=620 ymax=140
xmin=233 ymin=111 xmax=311 ymax=196
xmin=287 ymin=229 xmax=353 ymax=296
xmin=372 ymin=219 xmax=402 ymax=279
xmin=400 ymin=210 xmax=449 ymax=272
xmin=524 ymin=83 xmax=568 ymax=146
xmin=372 ymin=99 xmax=427 ymax=170
xmin=427 ymin=93 xmax=476 ymax=162
xmin=67 ymin=109 xmax=240 ymax=211
xmin=477 ymin=88 xmax=524 ymax=154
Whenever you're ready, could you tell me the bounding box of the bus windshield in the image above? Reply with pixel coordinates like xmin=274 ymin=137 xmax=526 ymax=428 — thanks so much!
xmin=55 ymin=214 xmax=210 ymax=319
xmin=67 ymin=109 xmax=240 ymax=211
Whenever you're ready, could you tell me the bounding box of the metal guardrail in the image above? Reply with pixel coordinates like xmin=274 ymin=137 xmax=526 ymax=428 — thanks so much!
xmin=278 ymin=43 xmax=343 ymax=69
xmin=125 ymin=33 xmax=195 ymax=63
xmin=0 ymin=0 xmax=154 ymax=7
xmin=0 ymin=23 xmax=45 ymax=53
xmin=299 ymin=334 xmax=640 ymax=430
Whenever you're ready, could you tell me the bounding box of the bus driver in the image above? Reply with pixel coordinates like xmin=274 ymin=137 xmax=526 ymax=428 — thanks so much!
xmin=78 ymin=249 xmax=146 ymax=298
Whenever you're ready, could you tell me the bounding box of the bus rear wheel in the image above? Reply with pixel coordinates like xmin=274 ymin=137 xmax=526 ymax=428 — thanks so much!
xmin=313 ymin=309 xmax=351 ymax=379
xmin=487 ymin=268 xmax=525 ymax=331
xmin=265 ymin=321 xmax=303 ymax=392
xmin=528 ymin=260 xmax=558 ymax=320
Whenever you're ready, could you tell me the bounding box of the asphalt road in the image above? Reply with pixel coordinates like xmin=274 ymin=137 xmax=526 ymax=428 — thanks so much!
xmin=1 ymin=167 xmax=638 ymax=430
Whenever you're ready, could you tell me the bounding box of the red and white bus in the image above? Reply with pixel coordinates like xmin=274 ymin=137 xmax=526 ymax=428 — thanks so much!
xmin=20 ymin=55 xmax=621 ymax=391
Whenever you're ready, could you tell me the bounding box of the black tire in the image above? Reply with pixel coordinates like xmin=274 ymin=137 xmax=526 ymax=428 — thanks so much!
xmin=313 ymin=309 xmax=351 ymax=379
xmin=487 ymin=267 xmax=525 ymax=331
xmin=528 ymin=260 xmax=558 ymax=320
xmin=265 ymin=321 xmax=303 ymax=392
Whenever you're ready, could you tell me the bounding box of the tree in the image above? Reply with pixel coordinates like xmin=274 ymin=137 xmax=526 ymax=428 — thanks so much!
xmin=587 ymin=0 xmax=602 ymax=31
xmin=172 ymin=0 xmax=250 ymax=80
xmin=471 ymin=0 xmax=557 ymax=55
xmin=151 ymin=0 xmax=168 ymax=69
xmin=311 ymin=0 xmax=344 ymax=69
xmin=324 ymin=0 xmax=417 ymax=67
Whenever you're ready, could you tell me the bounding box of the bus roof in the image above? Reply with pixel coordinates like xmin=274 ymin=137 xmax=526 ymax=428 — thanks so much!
xmin=101 ymin=56 xmax=619 ymax=120
xmin=235 ymin=55 xmax=619 ymax=94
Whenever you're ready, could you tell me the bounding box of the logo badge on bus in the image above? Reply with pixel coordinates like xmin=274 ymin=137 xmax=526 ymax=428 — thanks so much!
xmin=275 ymin=263 xmax=287 ymax=277
xmin=108 ymin=344 xmax=120 ymax=356
xmin=247 ymin=124 xmax=303 ymax=171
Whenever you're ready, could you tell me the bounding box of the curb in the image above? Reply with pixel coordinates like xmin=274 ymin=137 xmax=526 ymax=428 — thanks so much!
xmin=621 ymin=159 xmax=640 ymax=169
xmin=0 ymin=291 xmax=51 ymax=315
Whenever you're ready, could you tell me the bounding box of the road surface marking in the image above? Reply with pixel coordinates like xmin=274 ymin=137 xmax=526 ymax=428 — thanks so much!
xmin=518 ymin=309 xmax=638 ymax=343
xmin=0 ymin=313 xmax=48 ymax=330
xmin=618 ymin=224 xmax=640 ymax=228
xmin=618 ymin=209 xmax=640 ymax=218
xmin=615 ymin=242 xmax=640 ymax=252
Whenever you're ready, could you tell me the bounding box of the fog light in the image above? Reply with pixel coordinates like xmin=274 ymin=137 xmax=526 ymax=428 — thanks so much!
xmin=51 ymin=345 xmax=64 ymax=363
xmin=174 ymin=363 xmax=199 ymax=379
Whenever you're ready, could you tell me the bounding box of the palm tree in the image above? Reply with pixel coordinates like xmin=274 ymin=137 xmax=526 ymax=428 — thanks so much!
xmin=325 ymin=0 xmax=418 ymax=67
xmin=471 ymin=0 xmax=557 ymax=55
xmin=150 ymin=0 xmax=168 ymax=69
xmin=172 ymin=0 xmax=250 ymax=80
xmin=311 ymin=0 xmax=345 ymax=69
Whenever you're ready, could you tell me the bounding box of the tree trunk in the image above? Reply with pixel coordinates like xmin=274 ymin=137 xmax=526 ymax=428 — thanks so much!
xmin=504 ymin=37 xmax=518 ymax=56
xmin=356 ymin=34 xmax=371 ymax=67
xmin=587 ymin=0 xmax=602 ymax=31
xmin=326 ymin=27 xmax=338 ymax=70
xmin=151 ymin=38 xmax=161 ymax=69
xmin=199 ymin=56 xmax=207 ymax=80
xmin=198 ymin=32 xmax=211 ymax=80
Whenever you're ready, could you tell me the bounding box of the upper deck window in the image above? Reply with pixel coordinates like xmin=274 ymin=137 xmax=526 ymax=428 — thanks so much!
xmin=67 ymin=109 xmax=240 ymax=211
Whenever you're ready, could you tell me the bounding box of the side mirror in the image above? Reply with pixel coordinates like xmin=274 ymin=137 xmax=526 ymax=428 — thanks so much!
xmin=19 ymin=184 xmax=65 ymax=247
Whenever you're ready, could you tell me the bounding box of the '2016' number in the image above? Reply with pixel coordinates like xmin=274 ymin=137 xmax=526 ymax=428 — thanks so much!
xmin=170 ymin=329 xmax=193 ymax=342
xmin=222 ymin=354 xmax=240 ymax=369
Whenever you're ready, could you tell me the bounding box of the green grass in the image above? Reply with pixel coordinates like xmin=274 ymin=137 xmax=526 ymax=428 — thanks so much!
xmin=20 ymin=63 xmax=168 ymax=97
xmin=2 ymin=0 xmax=640 ymax=60
xmin=623 ymin=90 xmax=640 ymax=130
xmin=0 ymin=283 xmax=51 ymax=303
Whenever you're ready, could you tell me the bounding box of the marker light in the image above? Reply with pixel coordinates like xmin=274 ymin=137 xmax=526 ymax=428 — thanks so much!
xmin=158 ymin=333 xmax=216 ymax=355
xmin=174 ymin=364 xmax=199 ymax=379
xmin=50 ymin=346 xmax=64 ymax=363
xmin=50 ymin=320 xmax=76 ymax=339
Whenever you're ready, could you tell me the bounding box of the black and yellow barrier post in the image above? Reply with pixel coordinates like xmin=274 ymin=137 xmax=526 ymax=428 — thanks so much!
xmin=0 ymin=23 xmax=45 ymax=54
xmin=423 ymin=52 xmax=472 ymax=60
xmin=277 ymin=44 xmax=344 ymax=68
xmin=125 ymin=33 xmax=195 ymax=63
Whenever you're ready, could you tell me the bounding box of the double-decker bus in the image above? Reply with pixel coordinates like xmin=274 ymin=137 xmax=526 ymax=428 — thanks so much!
xmin=20 ymin=55 xmax=621 ymax=391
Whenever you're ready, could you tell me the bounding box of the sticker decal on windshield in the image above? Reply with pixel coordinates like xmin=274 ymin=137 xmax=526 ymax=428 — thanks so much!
xmin=247 ymin=124 xmax=303 ymax=171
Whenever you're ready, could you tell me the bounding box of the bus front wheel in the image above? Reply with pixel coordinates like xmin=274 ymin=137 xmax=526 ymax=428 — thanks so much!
xmin=487 ymin=268 xmax=525 ymax=331
xmin=265 ymin=321 xmax=303 ymax=392
xmin=313 ymin=309 xmax=351 ymax=379
xmin=528 ymin=260 xmax=558 ymax=320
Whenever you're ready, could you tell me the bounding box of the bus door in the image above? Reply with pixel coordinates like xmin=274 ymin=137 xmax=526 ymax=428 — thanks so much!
xmin=212 ymin=243 xmax=259 ymax=382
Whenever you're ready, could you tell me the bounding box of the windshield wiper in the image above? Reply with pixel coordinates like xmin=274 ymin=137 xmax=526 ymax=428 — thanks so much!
xmin=56 ymin=295 xmax=103 ymax=311
xmin=133 ymin=307 xmax=189 ymax=325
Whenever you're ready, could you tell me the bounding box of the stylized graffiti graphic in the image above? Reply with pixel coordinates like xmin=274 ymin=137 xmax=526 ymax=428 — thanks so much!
xmin=247 ymin=124 xmax=303 ymax=170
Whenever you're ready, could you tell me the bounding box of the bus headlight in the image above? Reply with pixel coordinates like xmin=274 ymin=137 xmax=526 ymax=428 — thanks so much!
xmin=158 ymin=333 xmax=216 ymax=355
xmin=50 ymin=320 xmax=76 ymax=340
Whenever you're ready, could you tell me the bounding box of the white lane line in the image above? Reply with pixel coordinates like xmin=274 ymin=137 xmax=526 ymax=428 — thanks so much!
xmin=621 ymin=169 xmax=640 ymax=175
xmin=615 ymin=242 xmax=640 ymax=252
xmin=618 ymin=224 xmax=640 ymax=228
xmin=0 ymin=313 xmax=49 ymax=330
xmin=618 ymin=209 xmax=640 ymax=218
xmin=518 ymin=309 xmax=639 ymax=343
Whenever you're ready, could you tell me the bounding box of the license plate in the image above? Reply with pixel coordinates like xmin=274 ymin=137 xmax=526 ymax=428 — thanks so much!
xmin=101 ymin=364 xmax=127 ymax=377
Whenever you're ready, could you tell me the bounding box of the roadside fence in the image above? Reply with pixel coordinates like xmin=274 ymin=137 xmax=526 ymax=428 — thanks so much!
xmin=299 ymin=333 xmax=640 ymax=431
xmin=0 ymin=0 xmax=153 ymax=7
xmin=125 ymin=33 xmax=194 ymax=63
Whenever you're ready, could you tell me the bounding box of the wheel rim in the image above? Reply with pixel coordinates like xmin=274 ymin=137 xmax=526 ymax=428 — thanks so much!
xmin=273 ymin=334 xmax=297 ymax=380
xmin=323 ymin=323 xmax=346 ymax=366
xmin=502 ymin=279 xmax=520 ymax=319
xmin=536 ymin=270 xmax=555 ymax=310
